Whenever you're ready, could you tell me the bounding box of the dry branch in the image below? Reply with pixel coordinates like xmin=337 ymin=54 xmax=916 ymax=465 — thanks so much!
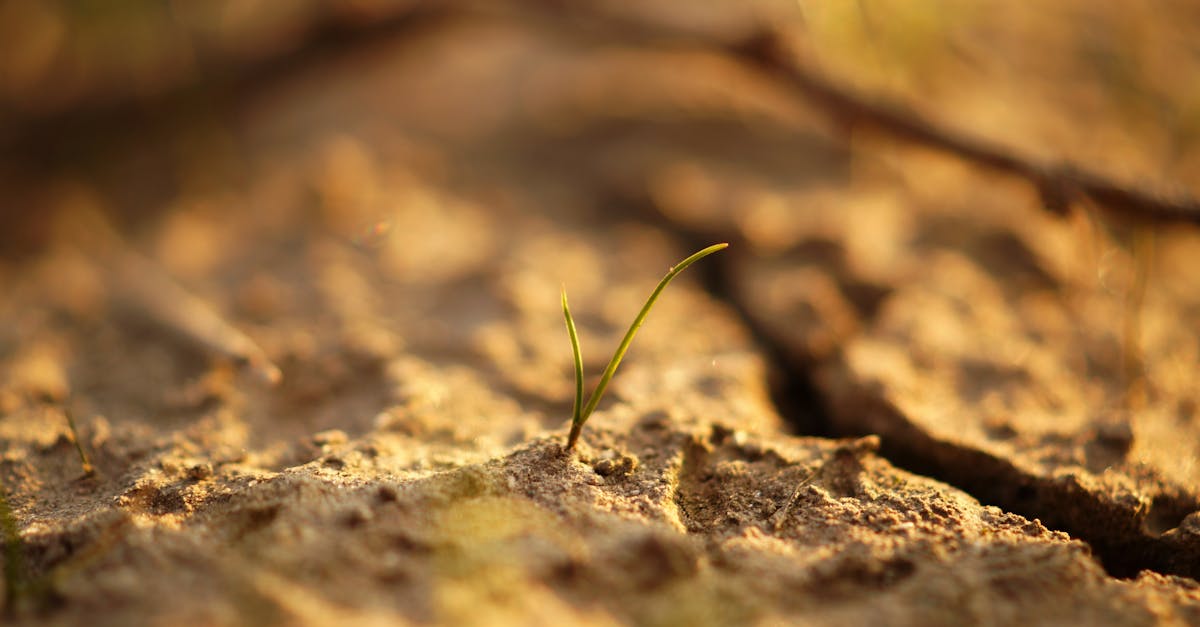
xmin=726 ymin=31 xmax=1200 ymax=227
xmin=525 ymin=2 xmax=1200 ymax=228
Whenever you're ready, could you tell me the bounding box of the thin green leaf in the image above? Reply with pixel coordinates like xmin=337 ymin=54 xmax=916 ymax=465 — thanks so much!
xmin=562 ymin=288 xmax=585 ymax=449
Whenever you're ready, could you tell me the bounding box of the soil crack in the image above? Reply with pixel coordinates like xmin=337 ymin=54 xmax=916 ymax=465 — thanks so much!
xmin=687 ymin=239 xmax=1200 ymax=583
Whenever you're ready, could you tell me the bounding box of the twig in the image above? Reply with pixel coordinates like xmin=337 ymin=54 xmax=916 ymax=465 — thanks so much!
xmin=490 ymin=1 xmax=1200 ymax=227
xmin=725 ymin=31 xmax=1200 ymax=227
xmin=114 ymin=249 xmax=282 ymax=386
xmin=68 ymin=209 xmax=282 ymax=385
xmin=516 ymin=3 xmax=1200 ymax=228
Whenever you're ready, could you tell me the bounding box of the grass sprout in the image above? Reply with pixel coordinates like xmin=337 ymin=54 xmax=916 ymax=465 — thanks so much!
xmin=64 ymin=408 xmax=94 ymax=477
xmin=1 ymin=482 xmax=25 ymax=613
xmin=562 ymin=243 xmax=728 ymax=450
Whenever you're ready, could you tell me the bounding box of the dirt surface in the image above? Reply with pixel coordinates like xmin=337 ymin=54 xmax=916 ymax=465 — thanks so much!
xmin=3 ymin=2 xmax=1200 ymax=626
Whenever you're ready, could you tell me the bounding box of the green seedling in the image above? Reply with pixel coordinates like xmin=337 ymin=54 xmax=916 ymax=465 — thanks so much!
xmin=63 ymin=408 xmax=94 ymax=477
xmin=0 ymin=483 xmax=55 ymax=616
xmin=561 ymin=243 xmax=728 ymax=451
xmin=1 ymin=482 xmax=26 ymax=613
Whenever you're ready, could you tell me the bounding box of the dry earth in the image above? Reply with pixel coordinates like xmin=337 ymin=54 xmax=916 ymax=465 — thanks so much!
xmin=2 ymin=3 xmax=1200 ymax=626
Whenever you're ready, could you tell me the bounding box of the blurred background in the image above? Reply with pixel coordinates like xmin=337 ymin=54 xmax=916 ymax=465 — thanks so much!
xmin=3 ymin=0 xmax=1199 ymax=228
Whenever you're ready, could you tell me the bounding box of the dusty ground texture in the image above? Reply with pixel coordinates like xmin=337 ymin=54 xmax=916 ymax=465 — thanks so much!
xmin=2 ymin=2 xmax=1200 ymax=626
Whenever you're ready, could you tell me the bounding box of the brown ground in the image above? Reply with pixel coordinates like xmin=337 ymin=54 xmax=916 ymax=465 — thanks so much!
xmin=2 ymin=2 xmax=1200 ymax=625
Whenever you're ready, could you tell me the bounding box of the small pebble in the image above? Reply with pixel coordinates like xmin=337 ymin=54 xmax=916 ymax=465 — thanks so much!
xmin=313 ymin=429 xmax=349 ymax=447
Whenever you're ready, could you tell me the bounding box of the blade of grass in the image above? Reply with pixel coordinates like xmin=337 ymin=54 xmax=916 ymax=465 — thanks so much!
xmin=566 ymin=243 xmax=728 ymax=450
xmin=1 ymin=482 xmax=24 ymax=613
xmin=562 ymin=288 xmax=585 ymax=449
xmin=63 ymin=408 xmax=94 ymax=477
